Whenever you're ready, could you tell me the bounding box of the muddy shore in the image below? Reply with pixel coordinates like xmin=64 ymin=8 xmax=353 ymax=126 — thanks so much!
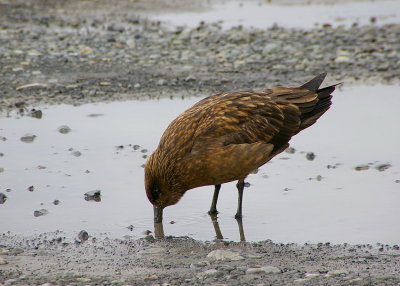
xmin=1 ymin=0 xmax=400 ymax=285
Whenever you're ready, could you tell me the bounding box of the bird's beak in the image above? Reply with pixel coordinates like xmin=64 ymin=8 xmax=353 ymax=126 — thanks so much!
xmin=153 ymin=206 xmax=163 ymax=223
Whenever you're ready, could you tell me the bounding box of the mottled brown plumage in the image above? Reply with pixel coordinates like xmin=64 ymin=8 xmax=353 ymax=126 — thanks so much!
xmin=145 ymin=73 xmax=337 ymax=223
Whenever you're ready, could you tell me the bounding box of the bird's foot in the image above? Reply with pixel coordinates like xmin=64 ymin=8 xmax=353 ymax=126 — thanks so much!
xmin=234 ymin=213 xmax=243 ymax=219
xmin=208 ymin=209 xmax=219 ymax=215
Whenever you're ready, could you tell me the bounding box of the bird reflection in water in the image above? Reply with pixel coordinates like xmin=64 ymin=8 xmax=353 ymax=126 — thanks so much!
xmin=153 ymin=213 xmax=246 ymax=242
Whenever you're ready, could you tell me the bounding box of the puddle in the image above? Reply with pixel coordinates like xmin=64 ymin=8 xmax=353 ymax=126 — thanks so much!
xmin=1 ymin=85 xmax=400 ymax=244
xmin=153 ymin=0 xmax=400 ymax=29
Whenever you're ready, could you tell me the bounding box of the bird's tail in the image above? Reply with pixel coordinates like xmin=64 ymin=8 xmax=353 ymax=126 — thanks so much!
xmin=297 ymin=73 xmax=340 ymax=131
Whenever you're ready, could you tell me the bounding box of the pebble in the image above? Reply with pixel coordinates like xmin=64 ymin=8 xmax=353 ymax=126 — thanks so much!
xmin=143 ymin=275 xmax=158 ymax=281
xmin=76 ymin=277 xmax=91 ymax=282
xmin=29 ymin=109 xmax=42 ymax=119
xmin=354 ymin=164 xmax=369 ymax=171
xmin=58 ymin=125 xmax=71 ymax=134
xmin=139 ymin=247 xmax=167 ymax=255
xmin=71 ymin=150 xmax=82 ymax=157
xmin=84 ymin=190 xmax=101 ymax=201
xmin=78 ymin=230 xmax=89 ymax=241
xmin=196 ymin=269 xmax=223 ymax=279
xmin=327 ymin=269 xmax=349 ymax=276
xmin=306 ymin=152 xmax=315 ymax=161
xmin=0 ymin=257 xmax=8 ymax=265
xmin=0 ymin=193 xmax=7 ymax=204
xmin=246 ymin=266 xmax=282 ymax=275
xmin=157 ymin=79 xmax=167 ymax=86
xmin=285 ymin=147 xmax=296 ymax=154
xmin=374 ymin=163 xmax=391 ymax=172
xmin=34 ymin=209 xmax=49 ymax=217
xmin=207 ymin=249 xmax=244 ymax=261
xmin=20 ymin=134 xmax=37 ymax=143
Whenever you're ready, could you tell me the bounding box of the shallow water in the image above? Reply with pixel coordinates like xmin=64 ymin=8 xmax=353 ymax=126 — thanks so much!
xmin=1 ymin=85 xmax=400 ymax=244
xmin=153 ymin=0 xmax=400 ymax=29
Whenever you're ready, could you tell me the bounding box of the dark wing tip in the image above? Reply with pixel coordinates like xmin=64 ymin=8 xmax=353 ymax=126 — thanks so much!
xmin=300 ymin=72 xmax=328 ymax=92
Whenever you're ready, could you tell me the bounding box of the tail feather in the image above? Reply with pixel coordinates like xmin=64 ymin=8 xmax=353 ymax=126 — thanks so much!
xmin=301 ymin=72 xmax=327 ymax=92
xmin=296 ymin=73 xmax=342 ymax=131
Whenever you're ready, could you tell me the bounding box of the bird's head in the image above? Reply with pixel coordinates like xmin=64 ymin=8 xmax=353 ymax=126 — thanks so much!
xmin=144 ymin=153 xmax=185 ymax=223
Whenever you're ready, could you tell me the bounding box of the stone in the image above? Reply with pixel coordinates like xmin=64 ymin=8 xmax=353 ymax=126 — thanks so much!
xmin=196 ymin=269 xmax=223 ymax=279
xmin=34 ymin=209 xmax=49 ymax=217
xmin=327 ymin=269 xmax=349 ymax=276
xmin=306 ymin=152 xmax=315 ymax=161
xmin=247 ymin=266 xmax=282 ymax=275
xmin=374 ymin=163 xmax=391 ymax=172
xmin=139 ymin=247 xmax=167 ymax=255
xmin=0 ymin=193 xmax=7 ymax=204
xmin=354 ymin=164 xmax=369 ymax=171
xmin=207 ymin=250 xmax=244 ymax=261
xmin=58 ymin=125 xmax=71 ymax=134
xmin=20 ymin=134 xmax=37 ymax=143
xmin=84 ymin=190 xmax=101 ymax=202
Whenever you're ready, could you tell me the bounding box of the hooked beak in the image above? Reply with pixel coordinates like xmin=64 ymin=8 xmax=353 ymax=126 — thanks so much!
xmin=153 ymin=206 xmax=163 ymax=223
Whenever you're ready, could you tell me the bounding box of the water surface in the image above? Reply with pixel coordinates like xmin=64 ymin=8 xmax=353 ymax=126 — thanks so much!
xmin=1 ymin=85 xmax=399 ymax=244
xmin=153 ymin=0 xmax=400 ymax=29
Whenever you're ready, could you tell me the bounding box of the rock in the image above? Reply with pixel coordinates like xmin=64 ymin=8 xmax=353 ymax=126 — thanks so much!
xmin=78 ymin=230 xmax=89 ymax=241
xmin=139 ymin=247 xmax=167 ymax=255
xmin=196 ymin=269 xmax=223 ymax=279
xmin=16 ymin=83 xmax=46 ymax=90
xmin=143 ymin=275 xmax=158 ymax=281
xmin=157 ymin=79 xmax=167 ymax=86
xmin=247 ymin=266 xmax=282 ymax=275
xmin=335 ymin=50 xmax=351 ymax=63
xmin=20 ymin=134 xmax=37 ymax=143
xmin=285 ymin=147 xmax=296 ymax=154
xmin=185 ymin=75 xmax=196 ymax=82
xmin=84 ymin=190 xmax=101 ymax=202
xmin=0 ymin=257 xmax=8 ymax=265
xmin=34 ymin=209 xmax=49 ymax=217
xmin=327 ymin=269 xmax=349 ymax=276
xmin=374 ymin=163 xmax=391 ymax=172
xmin=0 ymin=193 xmax=7 ymax=204
xmin=29 ymin=109 xmax=42 ymax=119
xmin=71 ymin=150 xmax=82 ymax=157
xmin=306 ymin=152 xmax=315 ymax=161
xmin=76 ymin=277 xmax=91 ymax=282
xmin=190 ymin=261 xmax=209 ymax=268
xmin=207 ymin=250 xmax=244 ymax=261
xmin=304 ymin=273 xmax=321 ymax=278
xmin=58 ymin=125 xmax=71 ymax=134
xmin=354 ymin=164 xmax=369 ymax=171
xmin=28 ymin=186 xmax=34 ymax=192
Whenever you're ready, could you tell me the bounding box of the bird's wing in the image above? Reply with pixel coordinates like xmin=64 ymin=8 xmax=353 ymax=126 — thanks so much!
xmin=189 ymin=89 xmax=305 ymax=154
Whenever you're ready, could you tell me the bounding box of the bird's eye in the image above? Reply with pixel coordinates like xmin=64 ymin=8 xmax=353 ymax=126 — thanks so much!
xmin=151 ymin=188 xmax=160 ymax=201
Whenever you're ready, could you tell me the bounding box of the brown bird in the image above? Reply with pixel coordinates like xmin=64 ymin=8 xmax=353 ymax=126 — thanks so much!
xmin=145 ymin=73 xmax=337 ymax=223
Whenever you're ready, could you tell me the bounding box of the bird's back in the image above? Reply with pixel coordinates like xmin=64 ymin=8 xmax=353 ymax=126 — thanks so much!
xmin=147 ymin=73 xmax=336 ymax=190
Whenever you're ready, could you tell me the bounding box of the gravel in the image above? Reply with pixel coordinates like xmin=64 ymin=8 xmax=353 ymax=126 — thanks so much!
xmin=1 ymin=0 xmax=400 ymax=285
xmin=0 ymin=0 xmax=399 ymax=110
xmin=1 ymin=234 xmax=400 ymax=285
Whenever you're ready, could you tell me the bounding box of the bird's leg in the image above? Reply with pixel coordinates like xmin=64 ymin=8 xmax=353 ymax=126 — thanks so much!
xmin=208 ymin=184 xmax=221 ymax=215
xmin=234 ymin=179 xmax=245 ymax=219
